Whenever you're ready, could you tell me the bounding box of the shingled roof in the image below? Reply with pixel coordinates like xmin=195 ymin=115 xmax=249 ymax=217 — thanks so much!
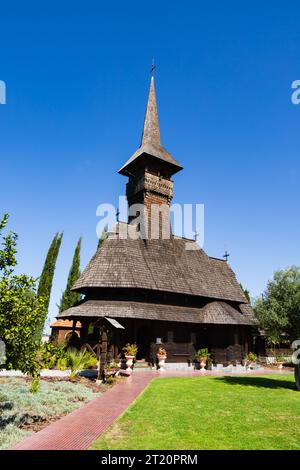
xmin=58 ymin=299 xmax=255 ymax=326
xmin=72 ymin=227 xmax=248 ymax=304
xmin=50 ymin=319 xmax=82 ymax=329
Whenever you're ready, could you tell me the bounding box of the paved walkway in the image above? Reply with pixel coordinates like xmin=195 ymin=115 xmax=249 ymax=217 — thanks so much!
xmin=12 ymin=372 xmax=152 ymax=450
xmin=11 ymin=369 xmax=292 ymax=450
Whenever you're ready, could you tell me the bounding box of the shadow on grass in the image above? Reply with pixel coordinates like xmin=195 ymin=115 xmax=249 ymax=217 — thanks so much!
xmin=0 ymin=413 xmax=18 ymax=429
xmin=215 ymin=376 xmax=296 ymax=390
xmin=0 ymin=402 xmax=13 ymax=411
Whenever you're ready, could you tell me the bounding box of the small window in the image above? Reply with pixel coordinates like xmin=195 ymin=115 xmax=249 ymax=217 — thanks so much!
xmin=167 ymin=331 xmax=174 ymax=342
xmin=190 ymin=332 xmax=197 ymax=343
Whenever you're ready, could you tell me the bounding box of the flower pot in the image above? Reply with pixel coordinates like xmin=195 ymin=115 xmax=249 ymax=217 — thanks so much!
xmin=157 ymin=354 xmax=167 ymax=371
xmin=278 ymin=362 xmax=283 ymax=370
xmin=199 ymin=359 xmax=207 ymax=371
xmin=125 ymin=355 xmax=135 ymax=373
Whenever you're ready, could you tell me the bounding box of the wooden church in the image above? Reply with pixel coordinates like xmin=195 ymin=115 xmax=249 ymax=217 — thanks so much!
xmin=56 ymin=76 xmax=256 ymax=367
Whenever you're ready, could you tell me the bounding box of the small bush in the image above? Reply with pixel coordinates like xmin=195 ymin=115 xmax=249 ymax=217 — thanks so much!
xmin=276 ymin=354 xmax=286 ymax=364
xmin=0 ymin=424 xmax=30 ymax=451
xmin=30 ymin=377 xmax=40 ymax=394
xmin=105 ymin=376 xmax=117 ymax=385
xmin=66 ymin=348 xmax=97 ymax=380
xmin=57 ymin=357 xmax=68 ymax=371
xmin=37 ymin=341 xmax=68 ymax=370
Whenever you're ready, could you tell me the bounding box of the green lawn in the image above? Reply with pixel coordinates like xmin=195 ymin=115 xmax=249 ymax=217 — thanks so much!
xmin=91 ymin=374 xmax=300 ymax=450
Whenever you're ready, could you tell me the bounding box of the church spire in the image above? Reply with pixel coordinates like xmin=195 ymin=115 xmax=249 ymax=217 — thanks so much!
xmin=141 ymin=76 xmax=161 ymax=147
xmin=118 ymin=73 xmax=182 ymax=177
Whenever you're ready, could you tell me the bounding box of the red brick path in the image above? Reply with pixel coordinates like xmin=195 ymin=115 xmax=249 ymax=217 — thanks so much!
xmin=11 ymin=369 xmax=291 ymax=450
xmin=12 ymin=373 xmax=152 ymax=450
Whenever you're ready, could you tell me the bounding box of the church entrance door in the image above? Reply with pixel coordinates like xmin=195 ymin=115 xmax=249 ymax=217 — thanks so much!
xmin=136 ymin=325 xmax=151 ymax=360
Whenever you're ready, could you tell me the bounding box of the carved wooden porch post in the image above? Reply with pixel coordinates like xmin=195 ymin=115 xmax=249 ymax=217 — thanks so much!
xmin=295 ymin=364 xmax=300 ymax=391
xmin=97 ymin=326 xmax=108 ymax=381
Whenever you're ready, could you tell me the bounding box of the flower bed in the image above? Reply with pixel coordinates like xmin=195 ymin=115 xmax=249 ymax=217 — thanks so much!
xmin=0 ymin=377 xmax=101 ymax=449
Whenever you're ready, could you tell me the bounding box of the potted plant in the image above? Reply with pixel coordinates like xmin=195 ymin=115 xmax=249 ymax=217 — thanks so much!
xmin=195 ymin=348 xmax=211 ymax=370
xmin=246 ymin=352 xmax=257 ymax=370
xmin=122 ymin=343 xmax=138 ymax=373
xmin=156 ymin=347 xmax=167 ymax=371
xmin=276 ymin=354 xmax=285 ymax=370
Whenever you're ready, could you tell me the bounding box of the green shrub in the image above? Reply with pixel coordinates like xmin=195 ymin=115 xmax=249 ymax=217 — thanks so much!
xmin=0 ymin=424 xmax=30 ymax=451
xmin=66 ymin=348 xmax=97 ymax=380
xmin=57 ymin=357 xmax=68 ymax=371
xmin=30 ymin=376 xmax=40 ymax=394
xmin=37 ymin=341 xmax=67 ymax=369
xmin=105 ymin=376 xmax=117 ymax=385
xmin=276 ymin=354 xmax=286 ymax=363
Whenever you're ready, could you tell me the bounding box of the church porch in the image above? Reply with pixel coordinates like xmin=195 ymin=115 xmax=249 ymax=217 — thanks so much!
xmin=63 ymin=316 xmax=254 ymax=368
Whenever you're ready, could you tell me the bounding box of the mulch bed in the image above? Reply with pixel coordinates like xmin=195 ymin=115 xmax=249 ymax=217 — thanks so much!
xmin=19 ymin=414 xmax=67 ymax=433
xmin=39 ymin=376 xmax=110 ymax=393
xmin=23 ymin=374 xmax=121 ymax=393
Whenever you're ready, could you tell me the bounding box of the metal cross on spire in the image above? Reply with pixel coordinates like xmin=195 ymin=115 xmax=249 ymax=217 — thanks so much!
xmin=223 ymin=250 xmax=230 ymax=262
xmin=150 ymin=58 xmax=156 ymax=77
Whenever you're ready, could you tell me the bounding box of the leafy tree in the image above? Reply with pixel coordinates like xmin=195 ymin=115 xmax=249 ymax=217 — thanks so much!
xmin=0 ymin=214 xmax=45 ymax=378
xmin=37 ymin=232 xmax=63 ymax=336
xmin=58 ymin=237 xmax=82 ymax=312
xmin=254 ymin=266 xmax=300 ymax=349
xmin=0 ymin=213 xmax=17 ymax=274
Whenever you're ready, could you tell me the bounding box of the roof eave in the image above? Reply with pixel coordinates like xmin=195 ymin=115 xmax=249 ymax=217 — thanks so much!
xmin=118 ymin=150 xmax=183 ymax=176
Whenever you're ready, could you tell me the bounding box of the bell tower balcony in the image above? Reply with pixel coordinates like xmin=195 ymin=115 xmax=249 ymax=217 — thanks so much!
xmin=126 ymin=172 xmax=174 ymax=201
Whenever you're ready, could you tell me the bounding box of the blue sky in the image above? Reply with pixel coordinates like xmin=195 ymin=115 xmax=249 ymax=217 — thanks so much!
xmin=1 ymin=1 xmax=300 ymax=328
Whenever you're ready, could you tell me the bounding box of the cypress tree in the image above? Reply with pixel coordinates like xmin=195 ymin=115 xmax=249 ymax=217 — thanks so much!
xmin=239 ymin=283 xmax=250 ymax=303
xmin=97 ymin=226 xmax=107 ymax=250
xmin=59 ymin=237 xmax=82 ymax=312
xmin=37 ymin=232 xmax=63 ymax=321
